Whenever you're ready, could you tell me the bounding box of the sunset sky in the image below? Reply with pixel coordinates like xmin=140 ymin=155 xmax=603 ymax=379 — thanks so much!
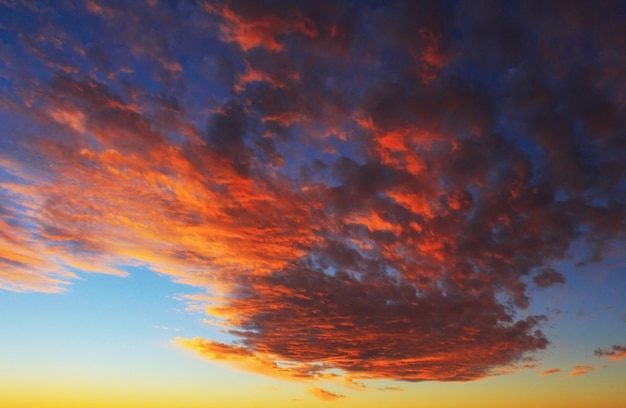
xmin=1 ymin=1 xmax=625 ymax=407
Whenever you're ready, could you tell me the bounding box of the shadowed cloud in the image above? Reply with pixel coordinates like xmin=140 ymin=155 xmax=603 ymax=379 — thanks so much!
xmin=533 ymin=268 xmax=566 ymax=288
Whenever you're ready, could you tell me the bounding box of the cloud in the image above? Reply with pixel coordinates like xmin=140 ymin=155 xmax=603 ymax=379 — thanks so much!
xmin=377 ymin=386 xmax=404 ymax=392
xmin=0 ymin=158 xmax=128 ymax=293
xmin=569 ymin=365 xmax=596 ymax=377
xmin=533 ymin=268 xmax=566 ymax=288
xmin=178 ymin=263 xmax=548 ymax=381
xmin=175 ymin=337 xmax=337 ymax=381
xmin=309 ymin=387 xmax=347 ymax=402
xmin=594 ymin=345 xmax=626 ymax=361
xmin=204 ymin=1 xmax=317 ymax=52
xmin=1 ymin=0 xmax=626 ymax=386
xmin=539 ymin=368 xmax=561 ymax=376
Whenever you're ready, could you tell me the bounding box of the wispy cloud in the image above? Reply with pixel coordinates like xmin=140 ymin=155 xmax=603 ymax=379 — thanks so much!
xmin=569 ymin=365 xmax=596 ymax=377
xmin=309 ymin=387 xmax=347 ymax=402
xmin=377 ymin=386 xmax=404 ymax=392
xmin=539 ymin=368 xmax=561 ymax=376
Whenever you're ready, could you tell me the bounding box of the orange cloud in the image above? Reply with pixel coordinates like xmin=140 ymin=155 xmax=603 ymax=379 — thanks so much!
xmin=0 ymin=73 xmax=320 ymax=292
xmin=0 ymin=159 xmax=128 ymax=293
xmin=309 ymin=387 xmax=347 ymax=402
xmin=570 ymin=365 xmax=596 ymax=377
xmin=175 ymin=337 xmax=337 ymax=382
xmin=205 ymin=2 xmax=317 ymax=52
xmin=539 ymin=368 xmax=561 ymax=376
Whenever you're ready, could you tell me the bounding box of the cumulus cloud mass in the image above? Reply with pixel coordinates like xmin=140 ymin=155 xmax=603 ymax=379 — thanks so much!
xmin=1 ymin=0 xmax=625 ymax=384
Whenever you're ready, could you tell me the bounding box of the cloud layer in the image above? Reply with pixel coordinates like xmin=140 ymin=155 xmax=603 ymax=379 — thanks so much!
xmin=1 ymin=0 xmax=625 ymax=383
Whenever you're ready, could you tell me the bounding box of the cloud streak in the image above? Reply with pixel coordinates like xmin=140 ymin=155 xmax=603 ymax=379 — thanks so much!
xmin=569 ymin=365 xmax=596 ymax=377
xmin=539 ymin=368 xmax=561 ymax=376
xmin=1 ymin=0 xmax=625 ymax=385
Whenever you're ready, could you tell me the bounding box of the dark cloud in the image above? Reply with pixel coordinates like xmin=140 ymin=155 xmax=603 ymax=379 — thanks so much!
xmin=533 ymin=268 xmax=566 ymax=288
xmin=202 ymin=54 xmax=237 ymax=89
xmin=205 ymin=99 xmax=251 ymax=175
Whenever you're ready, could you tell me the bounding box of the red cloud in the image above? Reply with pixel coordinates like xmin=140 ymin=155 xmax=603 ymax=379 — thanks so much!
xmin=205 ymin=2 xmax=317 ymax=52
xmin=178 ymin=264 xmax=548 ymax=381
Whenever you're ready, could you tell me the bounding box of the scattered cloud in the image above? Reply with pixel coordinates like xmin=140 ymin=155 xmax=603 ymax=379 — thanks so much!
xmin=594 ymin=345 xmax=626 ymax=361
xmin=309 ymin=387 xmax=347 ymax=402
xmin=570 ymin=365 xmax=596 ymax=377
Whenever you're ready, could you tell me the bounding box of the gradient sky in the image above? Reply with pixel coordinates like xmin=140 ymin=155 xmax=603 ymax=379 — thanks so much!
xmin=1 ymin=1 xmax=625 ymax=407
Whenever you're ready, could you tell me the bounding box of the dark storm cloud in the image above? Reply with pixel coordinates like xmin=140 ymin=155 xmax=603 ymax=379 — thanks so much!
xmin=1 ymin=0 xmax=625 ymax=385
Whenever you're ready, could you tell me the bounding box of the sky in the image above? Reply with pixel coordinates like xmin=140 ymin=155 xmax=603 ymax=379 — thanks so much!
xmin=0 ymin=0 xmax=625 ymax=407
